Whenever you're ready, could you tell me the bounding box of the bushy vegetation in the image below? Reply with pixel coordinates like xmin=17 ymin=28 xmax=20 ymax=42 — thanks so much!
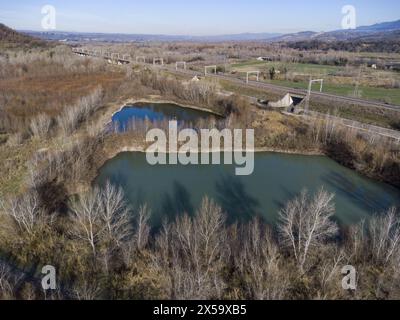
xmin=286 ymin=37 xmax=400 ymax=54
xmin=0 ymin=47 xmax=124 ymax=134
xmin=0 ymin=183 xmax=399 ymax=300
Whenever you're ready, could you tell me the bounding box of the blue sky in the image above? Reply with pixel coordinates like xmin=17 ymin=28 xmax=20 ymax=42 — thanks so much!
xmin=0 ymin=0 xmax=399 ymax=35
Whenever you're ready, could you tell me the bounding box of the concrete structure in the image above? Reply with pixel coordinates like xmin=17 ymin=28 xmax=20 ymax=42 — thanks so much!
xmin=257 ymin=57 xmax=272 ymax=61
xmin=72 ymin=48 xmax=131 ymax=65
xmin=191 ymin=76 xmax=201 ymax=82
xmin=176 ymin=61 xmax=187 ymax=70
xmin=153 ymin=58 xmax=164 ymax=66
xmin=136 ymin=56 xmax=146 ymax=63
xmin=246 ymin=71 xmax=260 ymax=83
xmin=305 ymin=79 xmax=324 ymax=113
xmin=205 ymin=65 xmax=217 ymax=76
xmin=122 ymin=54 xmax=131 ymax=61
xmin=268 ymin=93 xmax=305 ymax=112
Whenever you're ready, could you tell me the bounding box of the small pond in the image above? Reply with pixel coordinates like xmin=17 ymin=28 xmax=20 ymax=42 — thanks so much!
xmin=112 ymin=102 xmax=217 ymax=132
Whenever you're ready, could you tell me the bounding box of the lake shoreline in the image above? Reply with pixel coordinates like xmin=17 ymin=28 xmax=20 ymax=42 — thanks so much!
xmin=92 ymin=98 xmax=398 ymax=191
xmin=109 ymin=97 xmax=224 ymax=120
xmin=106 ymin=146 xmax=323 ymax=156
xmin=83 ymin=98 xmax=326 ymax=193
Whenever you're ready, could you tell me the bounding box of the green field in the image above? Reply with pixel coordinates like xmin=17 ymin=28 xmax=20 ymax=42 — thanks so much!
xmin=231 ymin=61 xmax=342 ymax=75
xmin=218 ymin=79 xmax=399 ymax=129
xmin=265 ymin=79 xmax=400 ymax=105
xmin=229 ymin=60 xmax=400 ymax=105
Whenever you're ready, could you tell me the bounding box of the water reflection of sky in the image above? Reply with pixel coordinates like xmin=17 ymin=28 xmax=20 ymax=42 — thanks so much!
xmin=111 ymin=103 xmax=215 ymax=132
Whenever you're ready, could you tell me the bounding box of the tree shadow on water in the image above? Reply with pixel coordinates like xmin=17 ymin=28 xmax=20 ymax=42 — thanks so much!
xmin=272 ymin=185 xmax=299 ymax=210
xmin=321 ymin=171 xmax=394 ymax=213
xmin=161 ymin=181 xmax=194 ymax=222
xmin=215 ymin=175 xmax=260 ymax=224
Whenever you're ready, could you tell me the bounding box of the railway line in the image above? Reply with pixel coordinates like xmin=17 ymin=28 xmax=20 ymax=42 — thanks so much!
xmin=72 ymin=47 xmax=400 ymax=112
xmin=71 ymin=48 xmax=400 ymax=143
xmin=163 ymin=67 xmax=400 ymax=113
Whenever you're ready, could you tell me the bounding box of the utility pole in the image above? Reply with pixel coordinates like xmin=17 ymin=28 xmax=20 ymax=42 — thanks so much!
xmin=246 ymin=71 xmax=260 ymax=84
xmin=305 ymin=78 xmax=324 ymax=114
xmin=353 ymin=65 xmax=364 ymax=98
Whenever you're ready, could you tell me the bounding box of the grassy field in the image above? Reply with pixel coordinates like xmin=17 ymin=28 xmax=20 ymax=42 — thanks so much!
xmin=229 ymin=60 xmax=400 ymax=105
xmin=231 ymin=59 xmax=400 ymax=76
xmin=217 ymin=79 xmax=400 ymax=128
xmin=266 ymin=79 xmax=400 ymax=105
xmin=231 ymin=60 xmax=341 ymax=75
xmin=357 ymin=52 xmax=400 ymax=59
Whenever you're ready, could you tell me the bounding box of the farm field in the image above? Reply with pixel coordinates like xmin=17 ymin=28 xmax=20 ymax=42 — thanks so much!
xmin=228 ymin=60 xmax=400 ymax=104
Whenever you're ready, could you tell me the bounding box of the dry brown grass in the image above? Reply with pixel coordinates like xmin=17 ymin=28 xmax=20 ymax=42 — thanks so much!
xmin=0 ymin=73 xmax=124 ymax=124
xmin=0 ymin=140 xmax=42 ymax=196
xmin=0 ymin=48 xmax=127 ymax=133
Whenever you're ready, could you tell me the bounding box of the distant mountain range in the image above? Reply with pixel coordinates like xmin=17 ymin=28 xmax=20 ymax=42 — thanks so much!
xmin=357 ymin=19 xmax=400 ymax=32
xmin=22 ymin=30 xmax=281 ymax=43
xmin=14 ymin=19 xmax=400 ymax=43
xmin=270 ymin=19 xmax=400 ymax=42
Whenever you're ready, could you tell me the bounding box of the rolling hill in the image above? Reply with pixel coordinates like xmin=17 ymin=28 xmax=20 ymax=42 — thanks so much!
xmin=18 ymin=19 xmax=400 ymax=44
xmin=0 ymin=23 xmax=49 ymax=49
xmin=271 ymin=19 xmax=400 ymax=42
xmin=24 ymin=30 xmax=281 ymax=43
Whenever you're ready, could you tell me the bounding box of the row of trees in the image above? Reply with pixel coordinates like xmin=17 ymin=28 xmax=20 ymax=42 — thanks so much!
xmin=138 ymin=70 xmax=256 ymax=121
xmin=0 ymin=182 xmax=399 ymax=300
xmin=286 ymin=39 xmax=400 ymax=54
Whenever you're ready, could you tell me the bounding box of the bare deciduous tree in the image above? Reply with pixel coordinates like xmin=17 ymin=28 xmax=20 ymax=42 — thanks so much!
xmin=0 ymin=190 xmax=46 ymax=236
xmin=0 ymin=261 xmax=20 ymax=299
xmin=69 ymin=187 xmax=103 ymax=256
xmin=368 ymin=207 xmax=400 ymax=264
xmin=99 ymin=182 xmax=131 ymax=245
xmin=167 ymin=197 xmax=228 ymax=300
xmin=72 ymin=278 xmax=102 ymax=300
xmin=346 ymin=220 xmax=366 ymax=262
xmin=237 ymin=218 xmax=288 ymax=300
xmin=134 ymin=205 xmax=151 ymax=251
xmin=69 ymin=182 xmax=131 ymax=256
xmin=279 ymin=188 xmax=338 ymax=272
xmin=317 ymin=246 xmax=346 ymax=299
